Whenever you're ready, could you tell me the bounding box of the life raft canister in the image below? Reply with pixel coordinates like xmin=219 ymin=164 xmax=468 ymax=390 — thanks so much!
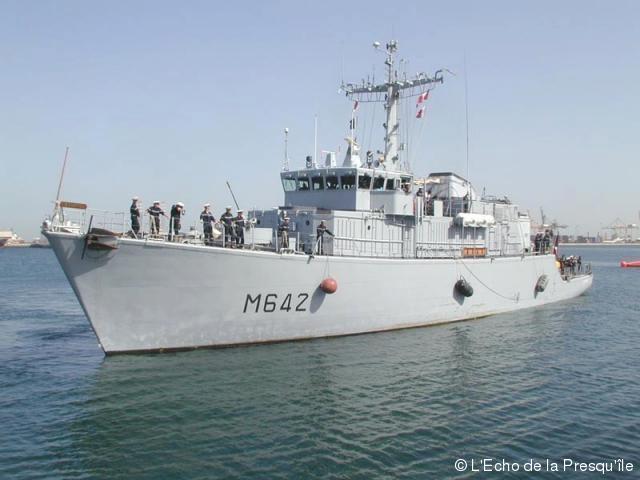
xmin=454 ymin=278 xmax=473 ymax=297
xmin=320 ymin=277 xmax=338 ymax=294
xmin=535 ymin=274 xmax=549 ymax=293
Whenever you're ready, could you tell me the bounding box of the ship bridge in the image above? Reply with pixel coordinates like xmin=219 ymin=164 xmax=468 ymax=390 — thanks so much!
xmin=281 ymin=165 xmax=414 ymax=215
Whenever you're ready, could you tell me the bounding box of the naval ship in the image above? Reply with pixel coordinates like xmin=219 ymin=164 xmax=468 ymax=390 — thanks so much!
xmin=43 ymin=41 xmax=593 ymax=354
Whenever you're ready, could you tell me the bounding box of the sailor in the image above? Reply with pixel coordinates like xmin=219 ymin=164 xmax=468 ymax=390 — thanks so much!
xmin=416 ymin=187 xmax=424 ymax=197
xmin=543 ymin=230 xmax=551 ymax=253
xmin=130 ymin=196 xmax=141 ymax=236
xmin=534 ymin=233 xmax=543 ymax=253
xmin=168 ymin=202 xmax=185 ymax=241
xmin=425 ymin=189 xmax=433 ymax=215
xmin=200 ymin=204 xmax=216 ymax=245
xmin=220 ymin=206 xmax=235 ymax=246
xmin=147 ymin=201 xmax=167 ymax=236
xmin=234 ymin=210 xmax=246 ymax=247
xmin=316 ymin=220 xmax=334 ymax=255
xmin=278 ymin=216 xmax=290 ymax=249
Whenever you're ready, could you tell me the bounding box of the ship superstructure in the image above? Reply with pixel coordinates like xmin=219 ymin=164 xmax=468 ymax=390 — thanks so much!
xmin=43 ymin=41 xmax=592 ymax=354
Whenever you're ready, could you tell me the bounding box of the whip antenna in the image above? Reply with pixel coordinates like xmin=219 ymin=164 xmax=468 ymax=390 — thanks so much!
xmin=226 ymin=181 xmax=240 ymax=210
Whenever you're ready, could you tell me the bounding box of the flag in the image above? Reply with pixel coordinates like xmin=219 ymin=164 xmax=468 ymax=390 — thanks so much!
xmin=416 ymin=107 xmax=425 ymax=119
xmin=353 ymin=100 xmax=359 ymax=111
xmin=417 ymin=91 xmax=429 ymax=105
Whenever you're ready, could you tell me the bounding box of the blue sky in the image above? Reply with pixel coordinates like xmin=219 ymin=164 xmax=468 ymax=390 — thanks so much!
xmin=1 ymin=0 xmax=639 ymax=239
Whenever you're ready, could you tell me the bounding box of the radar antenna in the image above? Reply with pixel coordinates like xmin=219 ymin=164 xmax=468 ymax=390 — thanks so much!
xmin=341 ymin=40 xmax=445 ymax=172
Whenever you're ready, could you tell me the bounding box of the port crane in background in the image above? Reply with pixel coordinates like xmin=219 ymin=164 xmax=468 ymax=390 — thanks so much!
xmin=604 ymin=218 xmax=638 ymax=242
xmin=530 ymin=207 xmax=568 ymax=233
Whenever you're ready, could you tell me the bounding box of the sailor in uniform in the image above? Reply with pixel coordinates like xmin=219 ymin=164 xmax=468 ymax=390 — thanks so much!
xmin=543 ymin=230 xmax=551 ymax=253
xmin=278 ymin=216 xmax=290 ymax=249
xmin=200 ymin=204 xmax=216 ymax=246
xmin=168 ymin=202 xmax=185 ymax=241
xmin=147 ymin=201 xmax=167 ymax=236
xmin=234 ymin=210 xmax=246 ymax=247
xmin=220 ymin=206 xmax=235 ymax=246
xmin=130 ymin=196 xmax=141 ymax=236
xmin=316 ymin=220 xmax=334 ymax=255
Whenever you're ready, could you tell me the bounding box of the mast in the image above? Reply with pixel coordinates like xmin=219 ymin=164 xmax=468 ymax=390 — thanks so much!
xmin=342 ymin=41 xmax=444 ymax=172
xmin=384 ymin=40 xmax=399 ymax=170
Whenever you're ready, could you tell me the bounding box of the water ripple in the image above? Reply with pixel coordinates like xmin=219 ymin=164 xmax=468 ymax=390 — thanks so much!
xmin=1 ymin=247 xmax=640 ymax=478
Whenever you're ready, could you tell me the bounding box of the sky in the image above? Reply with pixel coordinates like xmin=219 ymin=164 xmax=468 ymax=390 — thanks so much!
xmin=1 ymin=0 xmax=639 ymax=239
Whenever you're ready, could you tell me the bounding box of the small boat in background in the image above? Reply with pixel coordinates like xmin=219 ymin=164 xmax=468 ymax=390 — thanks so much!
xmin=620 ymin=260 xmax=640 ymax=268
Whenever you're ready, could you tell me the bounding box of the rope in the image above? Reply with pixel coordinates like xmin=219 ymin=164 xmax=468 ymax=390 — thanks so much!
xmin=457 ymin=258 xmax=520 ymax=302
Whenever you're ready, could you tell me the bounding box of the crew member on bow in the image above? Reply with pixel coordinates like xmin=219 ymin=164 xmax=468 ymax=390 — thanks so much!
xmin=130 ymin=196 xmax=141 ymax=236
xmin=168 ymin=202 xmax=185 ymax=241
xmin=147 ymin=201 xmax=167 ymax=236
xmin=200 ymin=203 xmax=216 ymax=246
xmin=234 ymin=210 xmax=246 ymax=247
xmin=316 ymin=220 xmax=334 ymax=255
xmin=220 ymin=206 xmax=235 ymax=246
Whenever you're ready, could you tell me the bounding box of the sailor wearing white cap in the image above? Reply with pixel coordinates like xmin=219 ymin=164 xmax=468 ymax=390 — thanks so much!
xmin=147 ymin=201 xmax=167 ymax=236
xmin=168 ymin=202 xmax=186 ymax=242
xmin=200 ymin=203 xmax=216 ymax=246
xmin=130 ymin=196 xmax=141 ymax=235
xmin=234 ymin=209 xmax=246 ymax=247
xmin=220 ymin=206 xmax=235 ymax=246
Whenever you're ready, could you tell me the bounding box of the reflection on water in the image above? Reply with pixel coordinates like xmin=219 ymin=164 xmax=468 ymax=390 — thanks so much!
xmin=1 ymin=246 xmax=640 ymax=479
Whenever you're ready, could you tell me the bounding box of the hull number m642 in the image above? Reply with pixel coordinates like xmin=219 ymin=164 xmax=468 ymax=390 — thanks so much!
xmin=243 ymin=293 xmax=309 ymax=313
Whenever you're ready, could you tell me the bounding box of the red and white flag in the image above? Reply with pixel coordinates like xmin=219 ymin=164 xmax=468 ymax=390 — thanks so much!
xmin=417 ymin=91 xmax=429 ymax=105
xmin=416 ymin=91 xmax=429 ymax=119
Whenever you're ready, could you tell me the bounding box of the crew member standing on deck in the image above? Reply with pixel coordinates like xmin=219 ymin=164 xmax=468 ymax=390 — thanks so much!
xmin=200 ymin=204 xmax=216 ymax=246
xmin=130 ymin=196 xmax=141 ymax=236
xmin=168 ymin=202 xmax=185 ymax=241
xmin=147 ymin=201 xmax=167 ymax=236
xmin=543 ymin=230 xmax=551 ymax=253
xmin=534 ymin=232 xmax=542 ymax=253
xmin=234 ymin=210 xmax=246 ymax=247
xmin=316 ymin=220 xmax=334 ymax=255
xmin=278 ymin=216 xmax=290 ymax=249
xmin=220 ymin=206 xmax=235 ymax=246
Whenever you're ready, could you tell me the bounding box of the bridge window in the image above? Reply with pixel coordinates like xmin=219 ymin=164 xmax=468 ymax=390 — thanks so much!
xmin=297 ymin=177 xmax=310 ymax=191
xmin=400 ymin=177 xmax=412 ymax=193
xmin=358 ymin=174 xmax=372 ymax=190
xmin=282 ymin=178 xmax=296 ymax=192
xmin=312 ymin=176 xmax=324 ymax=190
xmin=341 ymin=175 xmax=356 ymax=190
xmin=373 ymin=177 xmax=385 ymax=190
xmin=386 ymin=178 xmax=398 ymax=190
xmin=326 ymin=175 xmax=339 ymax=190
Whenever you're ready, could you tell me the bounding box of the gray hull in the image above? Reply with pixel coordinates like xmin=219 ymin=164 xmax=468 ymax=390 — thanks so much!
xmin=46 ymin=232 xmax=592 ymax=354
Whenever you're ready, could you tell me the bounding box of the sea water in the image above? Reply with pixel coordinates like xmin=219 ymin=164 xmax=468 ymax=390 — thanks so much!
xmin=1 ymin=246 xmax=638 ymax=479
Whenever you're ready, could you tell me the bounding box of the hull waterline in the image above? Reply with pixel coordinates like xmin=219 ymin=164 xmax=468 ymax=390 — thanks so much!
xmin=46 ymin=231 xmax=592 ymax=354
